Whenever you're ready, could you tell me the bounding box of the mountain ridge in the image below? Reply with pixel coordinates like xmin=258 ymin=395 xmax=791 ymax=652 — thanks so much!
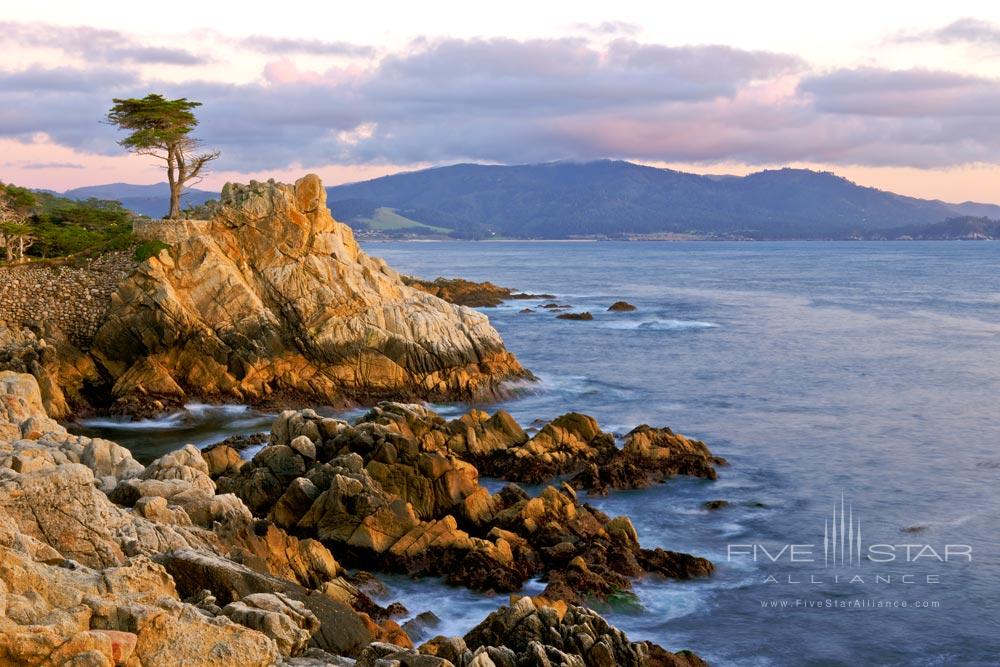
xmin=54 ymin=161 xmax=1000 ymax=239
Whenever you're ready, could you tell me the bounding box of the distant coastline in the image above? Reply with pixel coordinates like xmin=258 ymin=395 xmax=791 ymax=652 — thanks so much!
xmin=43 ymin=161 xmax=1000 ymax=243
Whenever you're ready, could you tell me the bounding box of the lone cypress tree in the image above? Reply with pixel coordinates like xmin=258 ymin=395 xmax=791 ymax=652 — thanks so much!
xmin=106 ymin=94 xmax=219 ymax=219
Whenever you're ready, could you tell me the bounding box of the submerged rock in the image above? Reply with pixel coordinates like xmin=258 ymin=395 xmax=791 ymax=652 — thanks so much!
xmin=608 ymin=301 xmax=637 ymax=312
xmin=89 ymin=175 xmax=527 ymax=413
xmin=556 ymin=312 xmax=593 ymax=321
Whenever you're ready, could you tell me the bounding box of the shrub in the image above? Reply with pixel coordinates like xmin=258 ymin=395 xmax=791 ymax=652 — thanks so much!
xmin=133 ymin=239 xmax=170 ymax=262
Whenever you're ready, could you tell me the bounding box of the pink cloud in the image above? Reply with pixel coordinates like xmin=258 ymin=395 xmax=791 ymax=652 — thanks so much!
xmin=262 ymin=58 xmax=365 ymax=86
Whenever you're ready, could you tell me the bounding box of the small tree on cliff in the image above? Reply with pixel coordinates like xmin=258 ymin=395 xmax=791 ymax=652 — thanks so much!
xmin=106 ymin=94 xmax=219 ymax=219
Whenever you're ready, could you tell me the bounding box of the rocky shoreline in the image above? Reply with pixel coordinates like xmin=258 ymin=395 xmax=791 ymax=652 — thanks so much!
xmin=0 ymin=371 xmax=713 ymax=666
xmin=0 ymin=174 xmax=722 ymax=666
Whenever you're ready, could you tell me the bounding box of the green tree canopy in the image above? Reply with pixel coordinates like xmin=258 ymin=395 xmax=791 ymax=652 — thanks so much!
xmin=106 ymin=94 xmax=219 ymax=219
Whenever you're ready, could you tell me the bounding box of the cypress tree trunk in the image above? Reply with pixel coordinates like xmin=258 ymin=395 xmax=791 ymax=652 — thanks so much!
xmin=166 ymin=146 xmax=180 ymax=219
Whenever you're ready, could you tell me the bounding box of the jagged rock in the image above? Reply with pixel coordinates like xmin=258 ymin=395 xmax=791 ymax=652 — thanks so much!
xmin=0 ymin=370 xmax=64 ymax=440
xmin=286 ymin=648 xmax=357 ymax=666
xmin=481 ymin=413 xmax=615 ymax=484
xmin=272 ymin=476 xmax=323 ymax=529
xmin=637 ymin=548 xmax=714 ymax=580
xmin=0 ymin=322 xmax=101 ymax=420
xmin=222 ymin=406 xmax=714 ymax=601
xmin=419 ymin=636 xmax=468 ymax=663
xmin=622 ymin=426 xmax=723 ymax=479
xmin=0 ymin=372 xmax=145 ymax=493
xmin=222 ymin=592 xmax=320 ymax=657
xmin=402 ymin=276 xmax=515 ymax=308
xmin=0 ymin=463 xmax=222 ymax=569
xmin=135 ymin=495 xmax=194 ymax=525
xmin=291 ymin=434 xmax=318 ymax=460
xmin=571 ymin=425 xmax=723 ymax=494
xmin=0 ymin=530 xmax=282 ymax=666
xmin=444 ymin=409 xmax=527 ymax=460
xmin=213 ymin=517 xmax=342 ymax=590
xmin=90 ymin=175 xmax=527 ymax=412
xmin=357 ymin=641 xmax=454 ymax=666
xmin=0 ymin=372 xmax=427 ymax=662
xmin=401 ymin=611 xmax=441 ymax=643
xmin=159 ymin=548 xmax=396 ymax=657
xmin=108 ymin=444 xmax=257 ymax=528
xmin=463 ymin=596 xmax=706 ymax=667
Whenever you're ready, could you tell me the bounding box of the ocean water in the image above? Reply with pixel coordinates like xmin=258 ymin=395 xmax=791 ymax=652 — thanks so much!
xmin=79 ymin=241 xmax=1000 ymax=665
xmin=370 ymin=241 xmax=1000 ymax=666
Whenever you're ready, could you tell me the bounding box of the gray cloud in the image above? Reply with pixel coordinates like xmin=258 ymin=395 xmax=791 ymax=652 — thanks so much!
xmin=793 ymin=67 xmax=1000 ymax=166
xmin=0 ymin=21 xmax=210 ymax=65
xmin=800 ymin=68 xmax=1000 ymax=116
xmin=4 ymin=161 xmax=86 ymax=170
xmin=240 ymin=35 xmax=376 ymax=57
xmin=899 ymin=18 xmax=1000 ymax=48
xmin=1 ymin=35 xmax=998 ymax=172
xmin=0 ymin=65 xmax=139 ymax=92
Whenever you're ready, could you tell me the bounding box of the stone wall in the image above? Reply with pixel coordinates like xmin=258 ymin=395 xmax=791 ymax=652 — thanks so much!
xmin=0 ymin=253 xmax=135 ymax=349
xmin=132 ymin=218 xmax=211 ymax=244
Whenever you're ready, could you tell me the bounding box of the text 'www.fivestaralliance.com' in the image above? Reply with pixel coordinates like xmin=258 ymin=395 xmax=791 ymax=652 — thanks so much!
xmin=759 ymin=598 xmax=941 ymax=610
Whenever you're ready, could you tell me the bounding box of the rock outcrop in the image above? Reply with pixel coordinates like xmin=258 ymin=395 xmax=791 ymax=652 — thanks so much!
xmin=219 ymin=403 xmax=715 ymax=604
xmin=88 ymin=175 xmax=526 ymax=413
xmin=460 ymin=596 xmax=707 ymax=667
xmin=0 ymin=322 xmax=102 ymax=419
xmin=402 ymin=276 xmax=516 ymax=308
xmin=402 ymin=276 xmax=554 ymax=308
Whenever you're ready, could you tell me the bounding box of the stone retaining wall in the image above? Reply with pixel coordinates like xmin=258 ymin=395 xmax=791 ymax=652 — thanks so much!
xmin=132 ymin=218 xmax=211 ymax=244
xmin=0 ymin=253 xmax=135 ymax=349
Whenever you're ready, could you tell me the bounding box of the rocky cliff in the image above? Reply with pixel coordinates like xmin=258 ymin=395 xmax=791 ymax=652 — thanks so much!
xmin=89 ymin=174 xmax=526 ymax=412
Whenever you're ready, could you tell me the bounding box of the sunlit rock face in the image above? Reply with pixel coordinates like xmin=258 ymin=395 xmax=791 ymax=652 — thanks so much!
xmin=91 ymin=174 xmax=527 ymax=411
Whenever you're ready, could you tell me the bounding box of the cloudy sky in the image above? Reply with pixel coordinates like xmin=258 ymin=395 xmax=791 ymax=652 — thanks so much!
xmin=2 ymin=0 xmax=1000 ymax=202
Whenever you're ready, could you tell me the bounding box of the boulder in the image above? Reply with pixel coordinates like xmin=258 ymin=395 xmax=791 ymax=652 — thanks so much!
xmin=607 ymin=301 xmax=637 ymax=312
xmin=0 ymin=534 xmax=282 ymax=667
xmin=201 ymin=444 xmax=246 ymax=479
xmin=0 ymin=463 xmax=218 ymax=569
xmin=159 ymin=548 xmax=390 ymax=657
xmin=221 ymin=592 xmax=320 ymax=657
